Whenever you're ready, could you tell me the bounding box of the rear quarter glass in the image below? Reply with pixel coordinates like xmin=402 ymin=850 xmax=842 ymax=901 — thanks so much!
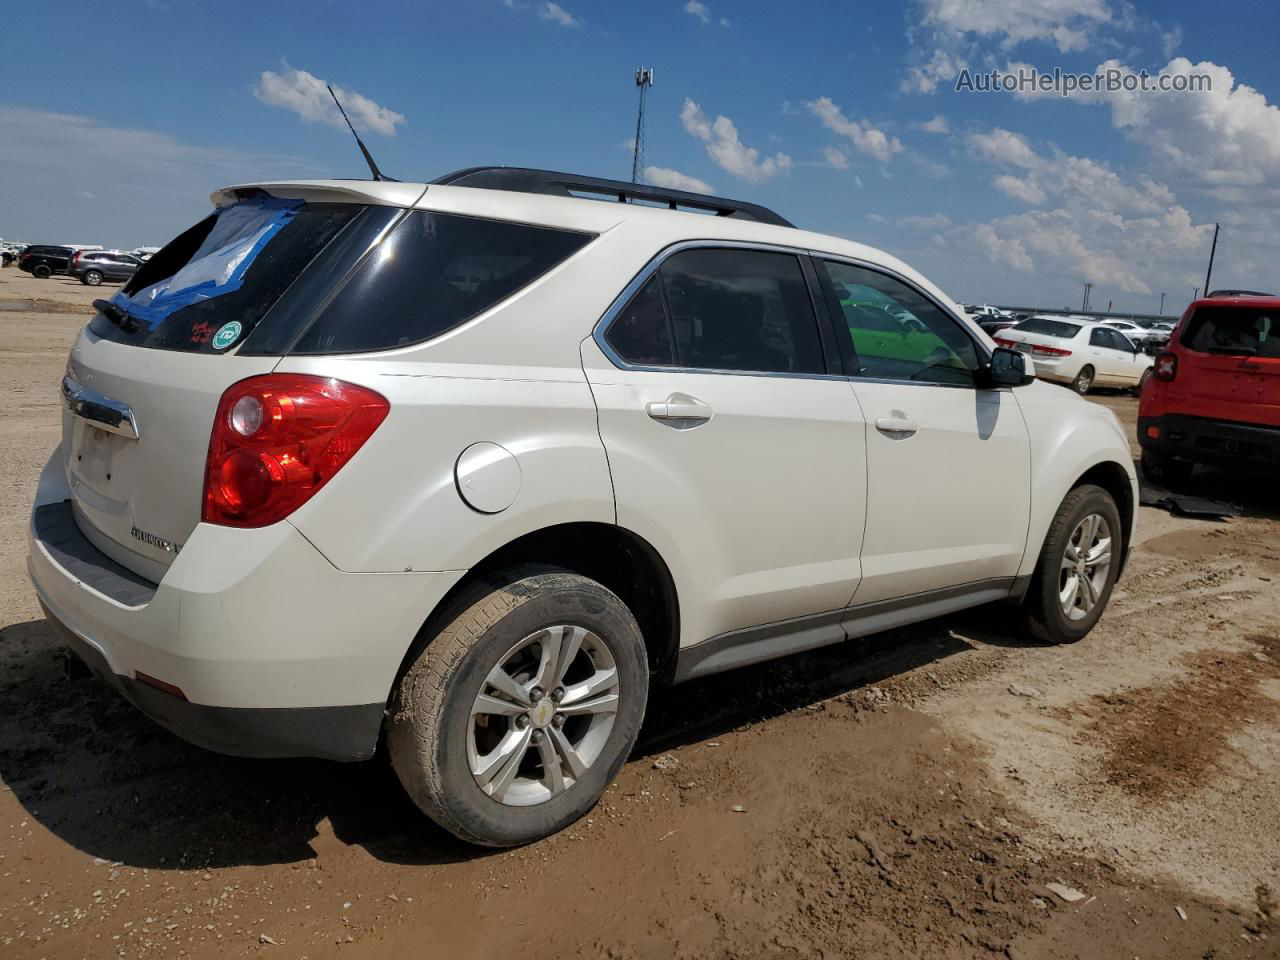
xmin=87 ymin=202 xmax=363 ymax=354
xmin=287 ymin=210 xmax=594 ymax=355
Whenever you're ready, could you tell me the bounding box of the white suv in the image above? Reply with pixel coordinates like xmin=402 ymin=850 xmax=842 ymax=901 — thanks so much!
xmin=29 ymin=168 xmax=1137 ymax=846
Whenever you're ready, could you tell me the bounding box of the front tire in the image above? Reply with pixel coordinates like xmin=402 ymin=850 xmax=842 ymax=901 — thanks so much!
xmin=387 ymin=567 xmax=648 ymax=847
xmin=1071 ymin=365 xmax=1095 ymax=395
xmin=1023 ymin=484 xmax=1122 ymax=644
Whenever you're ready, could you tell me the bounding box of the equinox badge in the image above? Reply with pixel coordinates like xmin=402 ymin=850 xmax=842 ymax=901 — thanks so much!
xmin=130 ymin=525 xmax=182 ymax=554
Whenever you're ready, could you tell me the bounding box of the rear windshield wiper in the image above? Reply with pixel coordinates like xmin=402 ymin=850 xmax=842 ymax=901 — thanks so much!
xmin=93 ymin=298 xmax=139 ymax=334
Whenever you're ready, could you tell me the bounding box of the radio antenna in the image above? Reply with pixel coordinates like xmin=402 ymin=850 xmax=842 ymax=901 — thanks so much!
xmin=327 ymin=83 xmax=393 ymax=182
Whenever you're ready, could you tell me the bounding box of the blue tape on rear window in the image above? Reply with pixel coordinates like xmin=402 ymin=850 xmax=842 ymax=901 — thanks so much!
xmin=112 ymin=196 xmax=302 ymax=329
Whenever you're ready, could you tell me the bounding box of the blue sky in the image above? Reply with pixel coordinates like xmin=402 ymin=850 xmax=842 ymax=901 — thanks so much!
xmin=3 ymin=0 xmax=1279 ymax=314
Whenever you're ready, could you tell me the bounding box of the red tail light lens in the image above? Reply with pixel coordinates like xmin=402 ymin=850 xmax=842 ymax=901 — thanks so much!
xmin=71 ymin=251 xmax=81 ymax=267
xmin=1153 ymin=352 xmax=1177 ymax=381
xmin=994 ymin=337 xmax=1017 ymax=348
xmin=203 ymin=375 xmax=389 ymax=528
xmin=1031 ymin=344 xmax=1073 ymax=357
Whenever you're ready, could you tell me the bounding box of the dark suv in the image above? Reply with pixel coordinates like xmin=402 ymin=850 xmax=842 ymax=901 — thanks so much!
xmin=18 ymin=245 xmax=76 ymax=279
xmin=70 ymin=250 xmax=142 ymax=286
xmin=1139 ymin=295 xmax=1280 ymax=484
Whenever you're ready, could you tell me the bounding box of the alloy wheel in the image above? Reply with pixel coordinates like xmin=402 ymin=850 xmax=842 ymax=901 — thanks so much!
xmin=467 ymin=625 xmax=620 ymax=806
xmin=1059 ymin=513 xmax=1112 ymax=621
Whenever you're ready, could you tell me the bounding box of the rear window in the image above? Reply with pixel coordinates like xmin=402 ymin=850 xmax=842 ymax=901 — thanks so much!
xmin=88 ymin=202 xmax=362 ymax=353
xmin=288 ymin=210 xmax=593 ymax=354
xmin=1181 ymin=307 xmax=1280 ymax=358
xmin=1014 ymin=318 xmax=1081 ymax=338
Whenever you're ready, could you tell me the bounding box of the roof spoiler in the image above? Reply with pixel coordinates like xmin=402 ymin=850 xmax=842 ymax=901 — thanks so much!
xmin=432 ymin=166 xmax=794 ymax=228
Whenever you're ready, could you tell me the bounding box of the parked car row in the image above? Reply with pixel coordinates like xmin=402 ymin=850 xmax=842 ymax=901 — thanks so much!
xmin=17 ymin=245 xmax=144 ymax=284
xmin=994 ymin=316 xmax=1154 ymax=395
xmin=1 ymin=241 xmax=31 ymax=266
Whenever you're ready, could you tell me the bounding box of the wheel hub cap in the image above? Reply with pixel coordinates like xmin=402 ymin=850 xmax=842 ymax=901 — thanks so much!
xmin=530 ymin=698 xmax=556 ymax=729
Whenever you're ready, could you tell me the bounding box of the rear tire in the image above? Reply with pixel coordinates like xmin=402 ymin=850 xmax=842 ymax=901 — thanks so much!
xmin=1071 ymin=365 xmax=1095 ymax=395
xmin=1141 ymin=449 xmax=1193 ymax=489
xmin=1023 ymin=484 xmax=1122 ymax=644
xmin=32 ymin=264 xmax=51 ymax=279
xmin=387 ymin=566 xmax=648 ymax=847
xmin=81 ymin=270 xmax=103 ymax=286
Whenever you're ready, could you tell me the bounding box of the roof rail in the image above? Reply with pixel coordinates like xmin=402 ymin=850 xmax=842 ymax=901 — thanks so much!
xmin=1206 ymin=289 xmax=1275 ymax=298
xmin=432 ymin=166 xmax=795 ymax=228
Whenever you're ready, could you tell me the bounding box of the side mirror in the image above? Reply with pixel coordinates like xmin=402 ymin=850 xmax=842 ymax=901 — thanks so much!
xmin=985 ymin=347 xmax=1034 ymax=387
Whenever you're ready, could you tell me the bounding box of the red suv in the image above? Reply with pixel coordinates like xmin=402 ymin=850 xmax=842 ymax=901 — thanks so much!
xmin=1139 ymin=294 xmax=1280 ymax=485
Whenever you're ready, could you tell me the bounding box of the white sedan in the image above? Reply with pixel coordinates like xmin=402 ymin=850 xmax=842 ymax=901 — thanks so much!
xmin=995 ymin=317 xmax=1154 ymax=394
xmin=1100 ymin=318 xmax=1164 ymax=348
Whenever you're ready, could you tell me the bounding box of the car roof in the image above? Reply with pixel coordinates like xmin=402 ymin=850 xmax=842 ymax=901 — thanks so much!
xmin=211 ymin=177 xmax=970 ymax=322
xmin=1190 ymin=295 xmax=1280 ymax=310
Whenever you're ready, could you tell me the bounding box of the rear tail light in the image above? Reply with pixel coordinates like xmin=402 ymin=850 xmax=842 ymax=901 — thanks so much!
xmin=19 ymin=251 xmax=29 ymax=261
xmin=203 ymin=374 xmax=389 ymax=528
xmin=1031 ymin=344 xmax=1072 ymax=357
xmin=1153 ymin=352 xmax=1177 ymax=381
xmin=994 ymin=337 xmax=1017 ymax=348
xmin=71 ymin=251 xmax=81 ymax=268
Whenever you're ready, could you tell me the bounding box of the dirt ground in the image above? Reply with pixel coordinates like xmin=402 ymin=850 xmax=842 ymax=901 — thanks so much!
xmin=0 ymin=267 xmax=1276 ymax=958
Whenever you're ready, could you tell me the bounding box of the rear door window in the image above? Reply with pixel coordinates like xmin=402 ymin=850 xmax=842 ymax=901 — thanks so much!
xmin=1182 ymin=307 xmax=1280 ymax=358
xmin=657 ymin=248 xmax=825 ymax=375
xmin=289 ymin=211 xmax=593 ymax=354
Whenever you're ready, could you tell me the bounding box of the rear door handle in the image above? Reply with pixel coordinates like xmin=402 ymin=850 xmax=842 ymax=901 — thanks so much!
xmin=646 ymin=393 xmax=713 ymax=425
xmin=875 ymin=416 xmax=917 ymax=438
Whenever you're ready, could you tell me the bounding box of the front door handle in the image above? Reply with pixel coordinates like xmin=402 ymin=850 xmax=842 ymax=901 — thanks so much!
xmin=646 ymin=393 xmax=713 ymax=425
xmin=875 ymin=416 xmax=918 ymax=438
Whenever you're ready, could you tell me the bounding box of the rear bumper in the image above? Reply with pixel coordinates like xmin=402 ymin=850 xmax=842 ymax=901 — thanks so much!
xmin=28 ymin=450 xmax=465 ymax=760
xmin=1138 ymin=413 xmax=1280 ymax=472
xmin=42 ymin=601 xmax=384 ymax=761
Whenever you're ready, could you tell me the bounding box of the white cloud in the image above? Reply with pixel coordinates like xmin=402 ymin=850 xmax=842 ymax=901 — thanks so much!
xmin=966 ymin=128 xmax=1039 ymax=168
xmin=968 ymin=127 xmax=1177 ymax=215
xmin=954 ymin=124 xmax=1216 ymax=295
xmin=867 ymin=213 xmax=889 ymax=224
xmin=919 ymin=114 xmax=951 ymax=134
xmin=918 ymin=0 xmax=1113 ymax=51
xmin=992 ymin=174 xmax=1047 ymax=205
xmin=1161 ymin=25 xmax=1183 ymax=59
xmin=805 ymin=97 xmax=904 ymax=166
xmin=539 ymin=2 xmax=581 ymax=27
xmin=899 ymin=213 xmax=953 ymax=230
xmin=902 ymin=46 xmax=969 ymax=95
xmin=903 ymin=0 xmax=1118 ymax=94
xmin=912 ymin=154 xmax=951 ymax=179
xmin=680 ymin=99 xmax=792 ymax=183
xmin=0 ymin=105 xmax=315 ymax=247
xmin=684 ymin=0 xmax=710 ymax=23
xmin=822 ymin=146 xmax=850 ymax=169
xmin=643 ymin=165 xmax=715 ymax=194
xmin=1086 ymin=58 xmax=1280 ymax=189
xmin=254 ymin=68 xmax=405 ymax=136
